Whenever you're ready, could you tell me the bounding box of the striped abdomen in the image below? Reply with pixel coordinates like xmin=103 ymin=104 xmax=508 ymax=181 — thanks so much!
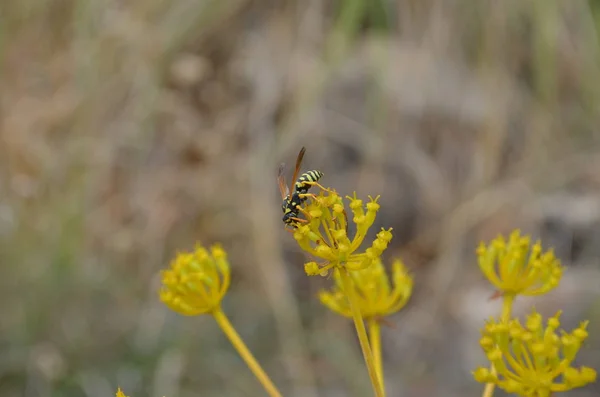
xmin=282 ymin=170 xmax=323 ymax=227
xmin=294 ymin=170 xmax=324 ymax=194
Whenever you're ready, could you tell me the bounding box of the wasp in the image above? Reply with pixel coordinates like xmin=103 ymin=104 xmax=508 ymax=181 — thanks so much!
xmin=277 ymin=147 xmax=324 ymax=228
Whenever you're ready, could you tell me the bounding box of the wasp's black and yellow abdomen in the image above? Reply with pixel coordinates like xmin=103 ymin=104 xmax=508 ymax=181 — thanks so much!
xmin=295 ymin=170 xmax=324 ymax=194
xmin=282 ymin=170 xmax=324 ymax=227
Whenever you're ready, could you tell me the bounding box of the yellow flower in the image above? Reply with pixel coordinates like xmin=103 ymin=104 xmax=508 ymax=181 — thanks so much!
xmin=159 ymin=244 xmax=230 ymax=316
xmin=293 ymin=188 xmax=393 ymax=275
xmin=319 ymin=258 xmax=413 ymax=319
xmin=477 ymin=230 xmax=563 ymax=297
xmin=473 ymin=309 xmax=597 ymax=396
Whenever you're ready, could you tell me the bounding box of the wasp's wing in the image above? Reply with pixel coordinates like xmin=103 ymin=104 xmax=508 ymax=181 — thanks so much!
xmin=289 ymin=146 xmax=306 ymax=195
xmin=277 ymin=163 xmax=289 ymax=199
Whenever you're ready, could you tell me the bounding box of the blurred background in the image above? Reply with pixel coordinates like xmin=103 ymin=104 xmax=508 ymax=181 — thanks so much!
xmin=2 ymin=0 xmax=600 ymax=396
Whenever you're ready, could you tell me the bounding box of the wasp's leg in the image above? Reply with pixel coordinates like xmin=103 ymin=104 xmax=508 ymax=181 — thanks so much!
xmin=289 ymin=216 xmax=308 ymax=224
xmin=298 ymin=192 xmax=318 ymax=201
xmin=303 ymin=181 xmax=330 ymax=192
xmin=284 ymin=217 xmax=309 ymax=233
xmin=295 ymin=205 xmax=315 ymax=220
xmin=295 ymin=207 xmax=334 ymax=248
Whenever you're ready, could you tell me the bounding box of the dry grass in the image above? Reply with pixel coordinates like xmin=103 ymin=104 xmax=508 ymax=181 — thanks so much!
xmin=1 ymin=1 xmax=600 ymax=396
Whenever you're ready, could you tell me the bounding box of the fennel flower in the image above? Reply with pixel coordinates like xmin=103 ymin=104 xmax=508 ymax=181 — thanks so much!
xmin=319 ymin=258 xmax=413 ymax=319
xmin=291 ymin=185 xmax=391 ymax=397
xmin=293 ymin=188 xmax=393 ymax=275
xmin=473 ymin=309 xmax=596 ymax=396
xmin=158 ymin=244 xmax=283 ymax=397
xmin=477 ymin=230 xmax=563 ymax=298
xmin=320 ymin=257 xmax=413 ymax=393
xmin=159 ymin=244 xmax=230 ymax=316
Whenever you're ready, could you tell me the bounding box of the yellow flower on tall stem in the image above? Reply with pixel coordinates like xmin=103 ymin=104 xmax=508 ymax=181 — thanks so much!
xmin=159 ymin=244 xmax=282 ymax=397
xmin=290 ymin=185 xmax=393 ymax=397
xmin=320 ymin=258 xmax=413 ymax=392
xmin=474 ymin=230 xmax=592 ymax=397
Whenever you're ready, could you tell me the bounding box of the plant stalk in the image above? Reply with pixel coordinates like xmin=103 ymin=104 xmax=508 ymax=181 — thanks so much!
xmin=339 ymin=267 xmax=385 ymax=397
xmin=368 ymin=317 xmax=385 ymax=394
xmin=212 ymin=307 xmax=283 ymax=397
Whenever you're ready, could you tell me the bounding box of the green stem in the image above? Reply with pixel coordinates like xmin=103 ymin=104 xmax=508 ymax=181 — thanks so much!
xmin=501 ymin=294 xmax=514 ymax=322
xmin=338 ymin=268 xmax=385 ymax=397
xmin=368 ymin=317 xmax=385 ymax=395
xmin=212 ymin=307 xmax=283 ymax=397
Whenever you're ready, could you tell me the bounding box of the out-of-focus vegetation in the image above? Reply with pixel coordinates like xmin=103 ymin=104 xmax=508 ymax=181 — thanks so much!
xmin=1 ymin=0 xmax=600 ymax=396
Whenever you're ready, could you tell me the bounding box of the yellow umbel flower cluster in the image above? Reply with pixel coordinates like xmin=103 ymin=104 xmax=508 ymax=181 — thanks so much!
xmin=474 ymin=230 xmax=596 ymax=397
xmin=474 ymin=310 xmax=596 ymax=396
xmin=293 ymin=188 xmax=392 ymax=276
xmin=159 ymin=244 xmax=230 ymax=316
xmin=477 ymin=230 xmax=563 ymax=297
xmin=319 ymin=258 xmax=413 ymax=320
